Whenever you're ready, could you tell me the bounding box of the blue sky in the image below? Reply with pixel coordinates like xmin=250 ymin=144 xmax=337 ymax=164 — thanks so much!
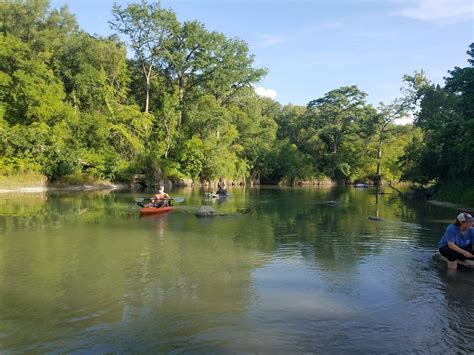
xmin=50 ymin=0 xmax=473 ymax=107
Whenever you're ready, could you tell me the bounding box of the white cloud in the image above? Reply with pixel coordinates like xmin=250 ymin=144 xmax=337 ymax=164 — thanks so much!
xmin=393 ymin=0 xmax=473 ymax=23
xmin=256 ymin=34 xmax=285 ymax=48
xmin=254 ymin=86 xmax=278 ymax=99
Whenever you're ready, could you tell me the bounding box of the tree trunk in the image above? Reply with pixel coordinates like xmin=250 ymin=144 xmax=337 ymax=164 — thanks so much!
xmin=145 ymin=74 xmax=150 ymax=113
xmin=374 ymin=125 xmax=385 ymax=186
xmin=143 ymin=64 xmax=153 ymax=113
xmin=177 ymin=77 xmax=185 ymax=127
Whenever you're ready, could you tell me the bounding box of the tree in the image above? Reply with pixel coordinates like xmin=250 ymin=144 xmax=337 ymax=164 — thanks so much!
xmin=52 ymin=32 xmax=131 ymax=113
xmin=228 ymin=95 xmax=278 ymax=182
xmin=400 ymin=43 xmax=474 ymax=187
xmin=110 ymin=1 xmax=267 ymax=183
xmin=162 ymin=21 xmax=267 ymax=128
xmin=110 ymin=0 xmax=178 ymax=113
xmin=370 ymin=102 xmax=406 ymax=184
xmin=305 ymin=86 xmax=370 ymax=154
xmin=400 ymin=70 xmax=432 ymax=119
xmin=299 ymin=86 xmax=375 ymax=181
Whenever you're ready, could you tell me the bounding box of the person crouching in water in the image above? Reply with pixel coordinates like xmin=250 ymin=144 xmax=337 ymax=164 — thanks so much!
xmin=147 ymin=186 xmax=171 ymax=208
xmin=438 ymin=212 xmax=474 ymax=269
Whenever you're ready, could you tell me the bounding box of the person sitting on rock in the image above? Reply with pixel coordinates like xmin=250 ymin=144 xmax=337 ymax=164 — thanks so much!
xmin=438 ymin=212 xmax=474 ymax=269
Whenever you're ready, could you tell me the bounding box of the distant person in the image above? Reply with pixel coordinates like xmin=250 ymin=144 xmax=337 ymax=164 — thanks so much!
xmin=216 ymin=182 xmax=227 ymax=196
xmin=438 ymin=212 xmax=474 ymax=269
xmin=147 ymin=186 xmax=171 ymax=208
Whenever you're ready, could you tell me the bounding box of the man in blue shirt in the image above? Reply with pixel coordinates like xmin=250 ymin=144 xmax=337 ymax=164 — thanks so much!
xmin=438 ymin=212 xmax=474 ymax=269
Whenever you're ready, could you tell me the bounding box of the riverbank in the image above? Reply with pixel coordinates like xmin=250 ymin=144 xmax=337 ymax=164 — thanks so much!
xmin=426 ymin=199 xmax=474 ymax=212
xmin=0 ymin=183 xmax=129 ymax=194
xmin=434 ymin=184 xmax=474 ymax=208
xmin=0 ymin=173 xmax=130 ymax=193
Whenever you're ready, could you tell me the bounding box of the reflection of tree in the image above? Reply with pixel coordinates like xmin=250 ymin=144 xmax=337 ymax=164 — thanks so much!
xmin=0 ymin=186 xmax=457 ymax=351
xmin=374 ymin=189 xmax=381 ymax=219
xmin=141 ymin=212 xmax=173 ymax=239
xmin=125 ymin=225 xmax=261 ymax=307
xmin=0 ymin=208 xmax=268 ymax=351
xmin=237 ymin=186 xmax=430 ymax=272
xmin=0 ymin=190 xmax=135 ymax=233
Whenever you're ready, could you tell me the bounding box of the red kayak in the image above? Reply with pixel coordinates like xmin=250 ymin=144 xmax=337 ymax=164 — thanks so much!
xmin=139 ymin=206 xmax=174 ymax=216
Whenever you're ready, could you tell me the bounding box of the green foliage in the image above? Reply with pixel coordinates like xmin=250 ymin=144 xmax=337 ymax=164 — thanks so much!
xmin=261 ymin=140 xmax=314 ymax=184
xmin=178 ymin=136 xmax=205 ymax=180
xmin=110 ymin=0 xmax=179 ymax=113
xmin=0 ymin=172 xmax=46 ymax=188
xmin=41 ymin=146 xmax=80 ymax=181
xmin=436 ymin=183 xmax=474 ymax=206
xmin=52 ymin=172 xmax=103 ymax=186
xmin=399 ymin=135 xmax=436 ymax=185
xmin=0 ymin=0 xmax=454 ymax=190
xmin=0 ymin=35 xmax=72 ymax=125
xmin=228 ymin=96 xmax=278 ymax=181
xmin=296 ymin=86 xmax=376 ymax=182
xmin=370 ymin=124 xmax=421 ymax=181
xmin=52 ymin=33 xmax=130 ymax=112
xmin=159 ymin=160 xmax=186 ymax=180
xmin=400 ymin=43 xmax=474 ymax=189
xmin=0 ymin=156 xmax=41 ymax=175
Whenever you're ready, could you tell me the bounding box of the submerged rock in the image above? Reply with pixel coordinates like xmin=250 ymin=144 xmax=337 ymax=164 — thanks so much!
xmin=434 ymin=252 xmax=474 ymax=268
xmin=195 ymin=205 xmax=223 ymax=217
xmin=322 ymin=200 xmax=340 ymax=205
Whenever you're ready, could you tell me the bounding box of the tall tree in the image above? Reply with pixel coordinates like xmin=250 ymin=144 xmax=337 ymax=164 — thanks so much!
xmin=300 ymin=86 xmax=376 ymax=181
xmin=110 ymin=0 xmax=178 ymax=113
xmin=52 ymin=33 xmax=130 ymax=112
xmin=400 ymin=43 xmax=474 ymax=186
xmin=162 ymin=21 xmax=267 ymax=127
xmin=371 ymin=102 xmax=405 ymax=184
xmin=305 ymin=86 xmax=370 ymax=154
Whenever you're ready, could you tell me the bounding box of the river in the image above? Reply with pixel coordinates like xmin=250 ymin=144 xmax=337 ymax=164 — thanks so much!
xmin=0 ymin=186 xmax=472 ymax=353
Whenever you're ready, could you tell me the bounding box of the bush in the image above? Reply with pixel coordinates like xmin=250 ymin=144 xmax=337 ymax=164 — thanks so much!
xmin=435 ymin=184 xmax=474 ymax=206
xmin=41 ymin=147 xmax=80 ymax=181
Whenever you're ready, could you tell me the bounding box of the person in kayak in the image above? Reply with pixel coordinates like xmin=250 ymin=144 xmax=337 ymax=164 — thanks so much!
xmin=216 ymin=181 xmax=227 ymax=196
xmin=146 ymin=186 xmax=171 ymax=208
xmin=438 ymin=212 xmax=474 ymax=269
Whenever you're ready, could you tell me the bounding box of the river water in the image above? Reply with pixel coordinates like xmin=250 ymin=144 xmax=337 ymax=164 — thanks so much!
xmin=0 ymin=186 xmax=472 ymax=353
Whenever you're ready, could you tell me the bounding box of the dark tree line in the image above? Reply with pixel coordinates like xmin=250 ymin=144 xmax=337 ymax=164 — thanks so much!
xmin=399 ymin=44 xmax=474 ymax=201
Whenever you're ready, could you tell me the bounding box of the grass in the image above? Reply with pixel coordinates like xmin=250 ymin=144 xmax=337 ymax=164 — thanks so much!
xmin=48 ymin=173 xmax=112 ymax=188
xmin=435 ymin=184 xmax=474 ymax=208
xmin=0 ymin=173 xmax=113 ymax=190
xmin=0 ymin=173 xmax=47 ymax=189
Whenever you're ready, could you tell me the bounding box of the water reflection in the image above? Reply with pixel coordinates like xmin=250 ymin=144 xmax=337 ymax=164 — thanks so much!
xmin=0 ymin=186 xmax=473 ymax=352
xmin=140 ymin=212 xmax=173 ymax=239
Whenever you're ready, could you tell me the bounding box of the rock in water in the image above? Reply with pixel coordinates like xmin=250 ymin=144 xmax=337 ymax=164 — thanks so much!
xmin=196 ymin=205 xmax=219 ymax=217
